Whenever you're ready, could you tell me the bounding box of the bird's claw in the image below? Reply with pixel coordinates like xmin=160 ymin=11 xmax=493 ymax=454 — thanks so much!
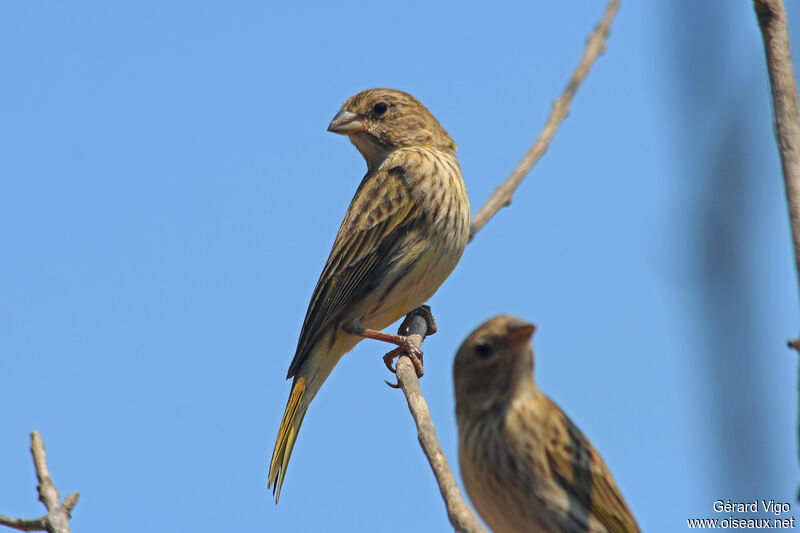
xmin=383 ymin=348 xmax=404 ymax=388
xmin=384 ymin=379 xmax=401 ymax=389
xmin=382 ymin=338 xmax=424 ymax=379
xmin=383 ymin=347 xmax=403 ymax=373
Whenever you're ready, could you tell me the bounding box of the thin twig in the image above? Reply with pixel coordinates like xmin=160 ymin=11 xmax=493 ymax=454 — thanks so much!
xmin=0 ymin=517 xmax=47 ymax=533
xmin=754 ymin=0 xmax=800 ymax=291
xmin=752 ymin=0 xmax=800 ymax=494
xmin=395 ymin=315 xmax=486 ymax=533
xmin=469 ymin=0 xmax=620 ymax=241
xmin=392 ymin=1 xmax=620 ymax=530
xmin=0 ymin=432 xmax=79 ymax=533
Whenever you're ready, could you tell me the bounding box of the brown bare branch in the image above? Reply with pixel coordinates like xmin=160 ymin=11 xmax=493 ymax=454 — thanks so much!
xmin=0 ymin=432 xmax=79 ymax=533
xmin=0 ymin=517 xmax=48 ymax=533
xmin=752 ymin=0 xmax=800 ymax=484
xmin=393 ymin=313 xmax=486 ymax=533
xmin=754 ymin=0 xmax=800 ymax=293
xmin=469 ymin=0 xmax=620 ymax=241
xmin=391 ymin=2 xmax=620 ymax=529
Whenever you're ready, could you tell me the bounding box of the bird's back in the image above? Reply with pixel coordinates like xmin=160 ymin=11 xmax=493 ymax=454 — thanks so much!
xmin=459 ymin=388 xmax=640 ymax=533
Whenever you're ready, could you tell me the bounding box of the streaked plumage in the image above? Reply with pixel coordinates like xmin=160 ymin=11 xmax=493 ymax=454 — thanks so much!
xmin=268 ymin=89 xmax=470 ymax=502
xmin=454 ymin=315 xmax=640 ymax=533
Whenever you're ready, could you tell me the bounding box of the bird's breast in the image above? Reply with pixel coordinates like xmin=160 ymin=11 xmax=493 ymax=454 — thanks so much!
xmin=359 ymin=147 xmax=469 ymax=331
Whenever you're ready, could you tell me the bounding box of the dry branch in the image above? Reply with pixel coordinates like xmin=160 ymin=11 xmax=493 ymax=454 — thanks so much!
xmin=394 ymin=315 xmax=486 ymax=533
xmin=754 ymin=0 xmax=800 ymax=289
xmin=0 ymin=432 xmax=79 ymax=533
xmin=469 ymin=0 xmax=620 ymax=240
xmin=752 ymin=0 xmax=800 ymax=486
xmin=391 ymin=1 xmax=620 ymax=531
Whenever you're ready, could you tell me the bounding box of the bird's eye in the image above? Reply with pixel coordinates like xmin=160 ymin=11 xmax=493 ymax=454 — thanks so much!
xmin=373 ymin=102 xmax=388 ymax=116
xmin=475 ymin=343 xmax=493 ymax=359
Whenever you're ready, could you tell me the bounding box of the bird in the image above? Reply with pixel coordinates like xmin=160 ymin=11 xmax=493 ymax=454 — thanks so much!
xmin=454 ymin=315 xmax=641 ymax=533
xmin=268 ymin=89 xmax=470 ymax=502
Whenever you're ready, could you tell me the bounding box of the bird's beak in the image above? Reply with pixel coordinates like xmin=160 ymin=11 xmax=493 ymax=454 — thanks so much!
xmin=506 ymin=320 xmax=536 ymax=344
xmin=327 ymin=110 xmax=366 ymax=135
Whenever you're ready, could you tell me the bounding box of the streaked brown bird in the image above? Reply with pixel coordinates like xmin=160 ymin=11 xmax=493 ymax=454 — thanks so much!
xmin=454 ymin=315 xmax=641 ymax=533
xmin=268 ymin=89 xmax=470 ymax=502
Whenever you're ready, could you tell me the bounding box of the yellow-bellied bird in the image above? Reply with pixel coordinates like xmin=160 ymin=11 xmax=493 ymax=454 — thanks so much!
xmin=268 ymin=89 xmax=470 ymax=502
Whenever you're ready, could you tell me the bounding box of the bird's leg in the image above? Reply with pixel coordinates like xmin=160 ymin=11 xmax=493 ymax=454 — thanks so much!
xmin=343 ymin=325 xmax=407 ymax=345
xmin=342 ymin=324 xmax=425 ymax=378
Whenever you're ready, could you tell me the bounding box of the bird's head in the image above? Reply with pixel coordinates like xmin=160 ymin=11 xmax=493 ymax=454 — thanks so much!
xmin=453 ymin=315 xmax=537 ymax=419
xmin=328 ymin=88 xmax=456 ymax=169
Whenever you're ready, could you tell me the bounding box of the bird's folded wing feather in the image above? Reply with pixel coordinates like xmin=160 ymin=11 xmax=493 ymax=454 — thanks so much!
xmin=544 ymin=400 xmax=641 ymax=533
xmin=287 ymin=166 xmax=419 ymax=378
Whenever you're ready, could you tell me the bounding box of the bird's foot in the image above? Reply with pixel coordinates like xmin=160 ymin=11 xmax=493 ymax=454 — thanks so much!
xmin=382 ymin=339 xmax=424 ymax=378
xmin=342 ymin=310 xmax=431 ymax=384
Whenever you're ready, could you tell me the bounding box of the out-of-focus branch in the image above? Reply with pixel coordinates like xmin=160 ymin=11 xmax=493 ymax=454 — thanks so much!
xmin=469 ymin=0 xmax=620 ymax=241
xmin=752 ymin=0 xmax=800 ymax=492
xmin=0 ymin=432 xmax=79 ymax=533
xmin=392 ymin=1 xmax=620 ymax=530
xmin=754 ymin=0 xmax=800 ymax=302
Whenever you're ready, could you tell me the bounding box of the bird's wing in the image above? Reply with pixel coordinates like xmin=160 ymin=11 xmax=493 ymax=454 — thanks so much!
xmin=544 ymin=398 xmax=641 ymax=533
xmin=286 ymin=165 xmax=421 ymax=378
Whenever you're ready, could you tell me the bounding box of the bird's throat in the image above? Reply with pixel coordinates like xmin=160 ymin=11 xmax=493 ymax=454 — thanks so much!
xmin=349 ymin=133 xmax=393 ymax=171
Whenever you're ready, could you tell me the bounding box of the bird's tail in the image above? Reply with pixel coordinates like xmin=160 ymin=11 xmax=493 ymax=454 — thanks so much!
xmin=268 ymin=375 xmax=308 ymax=503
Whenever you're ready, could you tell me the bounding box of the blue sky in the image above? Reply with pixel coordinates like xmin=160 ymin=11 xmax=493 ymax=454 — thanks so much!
xmin=2 ymin=1 xmax=799 ymax=531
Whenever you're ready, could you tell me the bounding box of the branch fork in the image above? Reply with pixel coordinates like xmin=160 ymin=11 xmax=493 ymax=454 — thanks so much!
xmin=0 ymin=431 xmax=78 ymax=533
